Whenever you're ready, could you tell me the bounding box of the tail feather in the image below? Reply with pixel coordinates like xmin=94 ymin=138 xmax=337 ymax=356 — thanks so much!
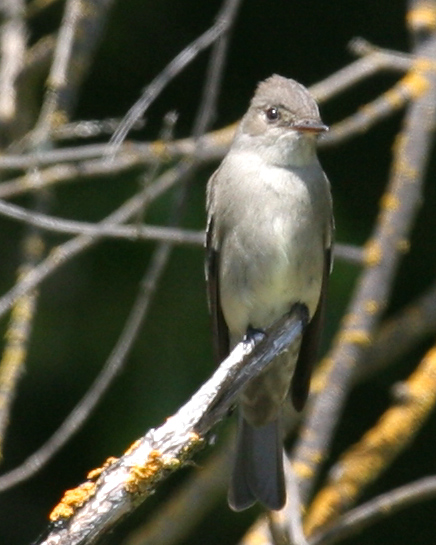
xmin=228 ymin=414 xmax=285 ymax=511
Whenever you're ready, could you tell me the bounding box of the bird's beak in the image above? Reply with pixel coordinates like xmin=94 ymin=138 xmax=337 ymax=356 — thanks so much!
xmin=293 ymin=119 xmax=329 ymax=133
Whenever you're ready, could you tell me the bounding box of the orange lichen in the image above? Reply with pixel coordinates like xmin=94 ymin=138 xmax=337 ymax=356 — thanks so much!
xmin=125 ymin=449 xmax=177 ymax=494
xmin=87 ymin=456 xmax=118 ymax=480
xmin=125 ymin=439 xmax=142 ymax=456
xmin=49 ymin=481 xmax=96 ymax=521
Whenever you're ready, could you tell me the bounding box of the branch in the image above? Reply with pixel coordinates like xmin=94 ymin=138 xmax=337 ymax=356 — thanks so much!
xmin=355 ymin=279 xmax=436 ymax=383
xmin=292 ymin=29 xmax=436 ymax=506
xmin=0 ymin=41 xmax=412 ymax=174
xmin=0 ymin=226 xmax=174 ymax=492
xmin=0 ymin=198 xmax=205 ymax=245
xmin=309 ymin=38 xmax=412 ymax=103
xmin=0 ymin=259 xmax=40 ymax=459
xmin=0 ymin=162 xmax=194 ymax=320
xmin=108 ymin=0 xmax=242 ymax=153
xmin=50 ymin=117 xmax=146 ymax=141
xmin=0 ymin=0 xmax=241 ymax=488
xmin=322 ymin=72 xmax=415 ymax=147
xmin=35 ymin=306 xmax=307 ymax=545
xmin=311 ymin=476 xmax=436 ymax=545
xmin=131 ymin=276 xmax=436 ymax=545
xmin=28 ymin=0 xmax=116 ymax=146
xmin=0 ymin=200 xmax=365 ymax=260
xmin=0 ymin=0 xmax=26 ymax=129
xmin=304 ymin=341 xmax=436 ymax=536
xmin=122 ymin=434 xmax=233 ymax=545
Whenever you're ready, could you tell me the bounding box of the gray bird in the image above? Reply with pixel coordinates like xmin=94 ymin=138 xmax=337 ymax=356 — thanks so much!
xmin=206 ymin=74 xmax=333 ymax=511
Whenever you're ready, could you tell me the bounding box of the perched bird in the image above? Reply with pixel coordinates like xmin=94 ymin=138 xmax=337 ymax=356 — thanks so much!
xmin=206 ymin=75 xmax=333 ymax=511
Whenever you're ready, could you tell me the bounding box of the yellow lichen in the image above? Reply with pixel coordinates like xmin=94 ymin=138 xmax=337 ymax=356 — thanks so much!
xmin=49 ymin=481 xmax=96 ymax=521
xmin=125 ymin=449 xmax=171 ymax=494
xmin=380 ymin=192 xmax=400 ymax=211
xmin=407 ymin=5 xmax=436 ymax=31
xmin=397 ymin=238 xmax=411 ymax=253
xmin=384 ymin=86 xmax=407 ymax=109
xmin=338 ymin=329 xmax=372 ymax=347
xmin=401 ymin=70 xmax=430 ymax=99
xmin=364 ymin=239 xmax=382 ymax=267
xmin=125 ymin=439 xmax=142 ymax=456
xmin=292 ymin=460 xmax=315 ymax=479
xmin=87 ymin=456 xmax=118 ymax=480
xmin=150 ymin=140 xmax=170 ymax=161
xmin=364 ymin=300 xmax=379 ymax=315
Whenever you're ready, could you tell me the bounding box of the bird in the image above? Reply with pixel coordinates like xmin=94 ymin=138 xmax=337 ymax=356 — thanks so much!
xmin=205 ymin=74 xmax=333 ymax=511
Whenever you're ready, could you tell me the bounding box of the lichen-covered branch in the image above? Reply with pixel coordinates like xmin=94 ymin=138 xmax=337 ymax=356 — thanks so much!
xmin=35 ymin=307 xmax=306 ymax=545
xmin=292 ymin=21 xmax=436 ymax=507
xmin=304 ymin=342 xmax=436 ymax=536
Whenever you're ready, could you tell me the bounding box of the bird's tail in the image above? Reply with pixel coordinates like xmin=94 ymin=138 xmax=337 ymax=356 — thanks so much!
xmin=228 ymin=414 xmax=285 ymax=511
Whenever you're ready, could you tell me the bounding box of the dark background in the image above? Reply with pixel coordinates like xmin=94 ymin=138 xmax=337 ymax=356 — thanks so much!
xmin=1 ymin=1 xmax=435 ymax=544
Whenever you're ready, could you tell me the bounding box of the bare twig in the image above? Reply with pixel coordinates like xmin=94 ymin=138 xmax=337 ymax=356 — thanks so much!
xmin=0 ymin=0 xmax=242 ymax=486
xmin=0 ymin=125 xmax=234 ymax=172
xmin=0 ymin=162 xmax=194 ymax=320
xmin=51 ymin=117 xmax=146 ymax=141
xmin=267 ymin=457 xmax=310 ymax=545
xmin=0 ymin=197 xmax=205 ymax=245
xmin=191 ymin=0 xmax=242 ymax=138
xmin=0 ymin=41 xmax=413 ymax=173
xmin=309 ymin=40 xmax=412 ymax=103
xmin=0 ymin=0 xmax=26 ymax=131
xmin=0 ymin=0 xmax=118 ymax=448
xmin=109 ymin=0 xmax=242 ymax=153
xmin=332 ymin=243 xmax=364 ymax=265
xmin=0 ymin=198 xmax=369 ymax=262
xmin=29 ymin=0 xmax=115 ymax=146
xmin=0 ymin=127 xmax=232 ymax=199
xmin=311 ymin=476 xmax=436 ymax=545
xmin=322 ymin=73 xmax=415 ymax=147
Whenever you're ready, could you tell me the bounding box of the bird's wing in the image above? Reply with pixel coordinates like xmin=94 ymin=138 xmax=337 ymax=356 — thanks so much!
xmin=290 ymin=244 xmax=331 ymax=412
xmin=206 ymin=213 xmax=230 ymax=364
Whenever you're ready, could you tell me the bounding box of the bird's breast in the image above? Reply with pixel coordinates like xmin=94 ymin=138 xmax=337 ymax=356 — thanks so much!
xmin=219 ymin=199 xmax=324 ymax=341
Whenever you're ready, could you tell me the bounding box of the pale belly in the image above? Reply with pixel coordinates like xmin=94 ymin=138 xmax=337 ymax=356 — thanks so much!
xmin=219 ymin=224 xmax=324 ymax=342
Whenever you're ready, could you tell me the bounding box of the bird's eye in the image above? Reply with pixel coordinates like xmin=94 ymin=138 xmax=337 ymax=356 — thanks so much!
xmin=265 ymin=107 xmax=279 ymax=121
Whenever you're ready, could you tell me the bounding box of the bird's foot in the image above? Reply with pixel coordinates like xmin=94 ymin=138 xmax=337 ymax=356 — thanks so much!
xmin=244 ymin=326 xmax=266 ymax=350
